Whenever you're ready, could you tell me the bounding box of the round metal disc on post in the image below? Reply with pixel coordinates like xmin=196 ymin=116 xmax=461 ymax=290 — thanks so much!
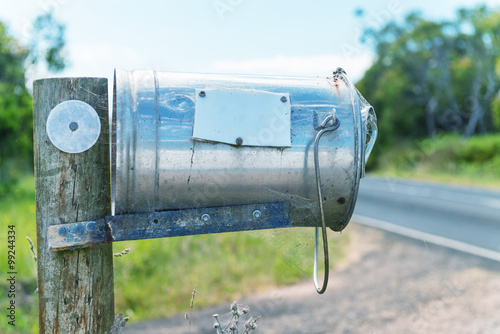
xmin=46 ymin=100 xmax=101 ymax=153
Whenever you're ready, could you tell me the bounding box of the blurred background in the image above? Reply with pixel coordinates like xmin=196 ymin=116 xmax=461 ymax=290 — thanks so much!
xmin=0 ymin=0 xmax=499 ymax=333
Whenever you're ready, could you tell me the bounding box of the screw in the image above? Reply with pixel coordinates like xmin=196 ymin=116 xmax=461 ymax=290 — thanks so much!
xmin=235 ymin=137 xmax=243 ymax=146
xmin=280 ymin=96 xmax=287 ymax=103
xmin=69 ymin=122 xmax=79 ymax=131
xmin=253 ymin=210 xmax=262 ymax=219
xmin=86 ymin=221 xmax=96 ymax=232
xmin=201 ymin=213 xmax=210 ymax=222
xmin=199 ymin=91 xmax=206 ymax=98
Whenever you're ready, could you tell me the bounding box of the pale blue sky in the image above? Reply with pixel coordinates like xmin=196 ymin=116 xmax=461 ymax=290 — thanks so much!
xmin=2 ymin=0 xmax=500 ymax=84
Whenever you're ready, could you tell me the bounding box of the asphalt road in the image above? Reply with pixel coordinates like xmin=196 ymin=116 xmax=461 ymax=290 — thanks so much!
xmin=353 ymin=176 xmax=500 ymax=259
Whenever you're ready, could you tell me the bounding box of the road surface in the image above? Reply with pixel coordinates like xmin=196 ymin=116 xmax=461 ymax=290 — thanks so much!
xmin=354 ymin=177 xmax=500 ymax=260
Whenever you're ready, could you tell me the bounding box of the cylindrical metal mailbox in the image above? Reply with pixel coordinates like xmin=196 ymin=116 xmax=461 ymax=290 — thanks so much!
xmin=113 ymin=68 xmax=377 ymax=231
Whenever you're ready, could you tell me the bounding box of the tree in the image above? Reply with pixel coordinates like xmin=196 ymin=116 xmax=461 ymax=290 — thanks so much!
xmin=456 ymin=7 xmax=500 ymax=136
xmin=0 ymin=12 xmax=65 ymax=193
xmin=357 ymin=5 xmax=500 ymax=149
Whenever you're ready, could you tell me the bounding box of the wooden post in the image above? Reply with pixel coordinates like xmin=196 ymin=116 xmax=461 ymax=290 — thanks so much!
xmin=33 ymin=78 xmax=114 ymax=333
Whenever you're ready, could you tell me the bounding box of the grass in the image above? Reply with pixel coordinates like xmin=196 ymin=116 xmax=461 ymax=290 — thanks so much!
xmin=370 ymin=133 xmax=500 ymax=188
xmin=0 ymin=174 xmax=347 ymax=332
xmin=0 ymin=176 xmax=38 ymax=334
xmin=113 ymin=224 xmax=346 ymax=322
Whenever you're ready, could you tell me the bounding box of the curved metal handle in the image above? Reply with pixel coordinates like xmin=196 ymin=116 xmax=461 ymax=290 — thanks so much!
xmin=313 ymin=113 xmax=340 ymax=294
xmin=361 ymin=106 xmax=378 ymax=177
xmin=364 ymin=117 xmax=377 ymax=160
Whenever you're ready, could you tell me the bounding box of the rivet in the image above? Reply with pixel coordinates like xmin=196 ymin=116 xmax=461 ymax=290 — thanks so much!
xmin=201 ymin=213 xmax=210 ymax=222
xmin=86 ymin=221 xmax=96 ymax=232
xmin=235 ymin=137 xmax=243 ymax=146
xmin=199 ymin=91 xmax=206 ymax=97
xmin=253 ymin=210 xmax=262 ymax=219
xmin=280 ymin=96 xmax=287 ymax=103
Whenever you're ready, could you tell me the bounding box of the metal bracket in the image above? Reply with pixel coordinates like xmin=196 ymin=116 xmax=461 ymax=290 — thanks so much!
xmin=48 ymin=202 xmax=291 ymax=251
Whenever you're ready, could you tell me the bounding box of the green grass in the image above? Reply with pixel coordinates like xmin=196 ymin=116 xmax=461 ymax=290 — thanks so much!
xmin=0 ymin=174 xmax=347 ymax=332
xmin=371 ymin=133 xmax=500 ymax=188
xmin=0 ymin=176 xmax=38 ymax=334
xmin=113 ymin=225 xmax=346 ymax=322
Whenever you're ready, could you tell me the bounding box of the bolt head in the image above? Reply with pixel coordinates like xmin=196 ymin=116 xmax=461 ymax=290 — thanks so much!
xmin=253 ymin=210 xmax=262 ymax=219
xmin=199 ymin=91 xmax=206 ymax=97
xmin=86 ymin=221 xmax=96 ymax=232
xmin=201 ymin=213 xmax=210 ymax=222
xmin=235 ymin=137 xmax=243 ymax=146
xmin=280 ymin=96 xmax=287 ymax=103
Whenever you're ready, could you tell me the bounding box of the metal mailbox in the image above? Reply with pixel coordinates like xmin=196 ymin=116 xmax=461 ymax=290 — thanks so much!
xmin=47 ymin=67 xmax=377 ymax=293
xmin=112 ymin=68 xmax=377 ymax=232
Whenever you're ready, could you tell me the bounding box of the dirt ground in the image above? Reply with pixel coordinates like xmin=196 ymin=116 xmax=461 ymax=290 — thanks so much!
xmin=123 ymin=223 xmax=500 ymax=333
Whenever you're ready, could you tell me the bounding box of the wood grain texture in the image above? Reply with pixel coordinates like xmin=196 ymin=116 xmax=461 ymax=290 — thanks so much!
xmin=33 ymin=78 xmax=114 ymax=333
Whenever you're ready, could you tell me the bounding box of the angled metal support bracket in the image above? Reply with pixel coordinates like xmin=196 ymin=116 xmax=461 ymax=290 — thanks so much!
xmin=48 ymin=202 xmax=291 ymax=251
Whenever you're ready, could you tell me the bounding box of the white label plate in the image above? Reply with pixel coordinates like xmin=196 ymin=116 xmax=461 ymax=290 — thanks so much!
xmin=193 ymin=89 xmax=291 ymax=147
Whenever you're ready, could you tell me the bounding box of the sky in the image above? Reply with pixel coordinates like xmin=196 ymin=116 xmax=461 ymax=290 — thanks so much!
xmin=1 ymin=0 xmax=500 ymax=85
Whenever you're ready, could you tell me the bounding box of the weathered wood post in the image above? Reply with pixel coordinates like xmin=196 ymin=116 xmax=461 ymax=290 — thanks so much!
xmin=33 ymin=78 xmax=114 ymax=332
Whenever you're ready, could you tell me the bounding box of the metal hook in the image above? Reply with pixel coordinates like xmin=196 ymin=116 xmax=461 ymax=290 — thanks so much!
xmin=313 ymin=113 xmax=340 ymax=294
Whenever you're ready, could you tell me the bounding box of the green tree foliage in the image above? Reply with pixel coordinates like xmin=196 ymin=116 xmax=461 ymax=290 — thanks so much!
xmin=0 ymin=13 xmax=65 ymax=193
xmin=0 ymin=22 xmax=32 ymax=192
xmin=357 ymin=5 xmax=500 ymax=154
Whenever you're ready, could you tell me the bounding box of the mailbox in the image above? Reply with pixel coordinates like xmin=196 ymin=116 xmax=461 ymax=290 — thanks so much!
xmin=112 ymin=68 xmax=377 ymax=232
xmin=47 ymin=67 xmax=377 ymax=293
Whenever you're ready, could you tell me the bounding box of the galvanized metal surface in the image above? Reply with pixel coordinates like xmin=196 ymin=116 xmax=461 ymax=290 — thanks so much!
xmin=113 ymin=68 xmax=377 ymax=231
xmin=46 ymin=100 xmax=101 ymax=153
xmin=48 ymin=202 xmax=291 ymax=250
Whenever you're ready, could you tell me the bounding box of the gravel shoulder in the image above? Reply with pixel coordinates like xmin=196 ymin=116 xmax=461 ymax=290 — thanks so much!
xmin=123 ymin=223 xmax=500 ymax=333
